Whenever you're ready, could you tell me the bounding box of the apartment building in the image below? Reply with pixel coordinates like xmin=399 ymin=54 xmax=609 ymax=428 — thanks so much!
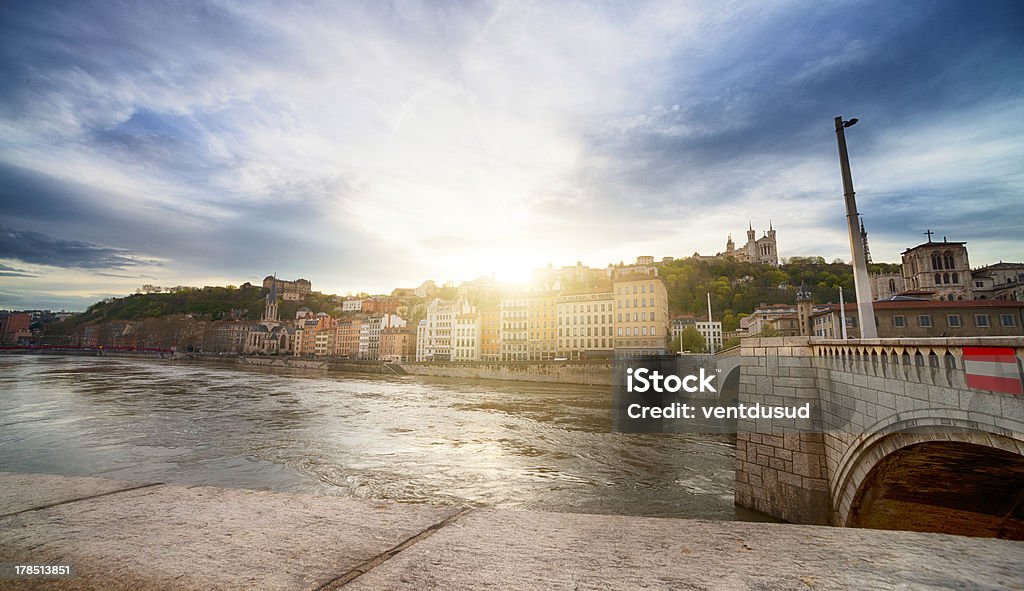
xmin=556 ymin=288 xmax=615 ymax=360
xmin=612 ymin=273 xmax=670 ymax=357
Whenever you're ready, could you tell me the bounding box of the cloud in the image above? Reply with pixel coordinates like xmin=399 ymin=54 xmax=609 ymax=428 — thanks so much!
xmin=0 ymin=263 xmax=35 ymax=277
xmin=0 ymin=0 xmax=1022 ymax=309
xmin=0 ymin=226 xmax=154 ymax=270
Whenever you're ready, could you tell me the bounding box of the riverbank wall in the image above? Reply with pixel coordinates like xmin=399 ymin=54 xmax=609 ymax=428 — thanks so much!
xmin=399 ymin=361 xmax=613 ymax=385
xmin=1 ymin=471 xmax=1020 ymax=590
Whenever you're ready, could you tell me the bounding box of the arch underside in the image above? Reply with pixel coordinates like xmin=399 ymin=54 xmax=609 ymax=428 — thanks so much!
xmin=849 ymin=440 xmax=1024 ymax=540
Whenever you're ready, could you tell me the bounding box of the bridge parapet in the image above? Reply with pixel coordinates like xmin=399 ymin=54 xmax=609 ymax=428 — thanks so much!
xmin=811 ymin=337 xmax=1024 ymax=386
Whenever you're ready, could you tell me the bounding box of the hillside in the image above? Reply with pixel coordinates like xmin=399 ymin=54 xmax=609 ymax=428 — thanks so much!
xmin=660 ymin=256 xmax=900 ymax=328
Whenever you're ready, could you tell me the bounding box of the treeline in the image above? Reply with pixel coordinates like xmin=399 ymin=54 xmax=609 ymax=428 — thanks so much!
xmin=660 ymin=256 xmax=900 ymax=328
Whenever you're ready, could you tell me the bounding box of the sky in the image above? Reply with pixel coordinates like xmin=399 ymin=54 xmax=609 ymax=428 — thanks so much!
xmin=1 ymin=0 xmax=1022 ymax=311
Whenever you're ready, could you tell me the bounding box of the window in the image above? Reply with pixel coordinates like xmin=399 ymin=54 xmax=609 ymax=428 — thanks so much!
xmin=952 ymin=273 xmax=959 ymax=284
xmin=935 ymin=273 xmax=942 ymax=285
xmin=642 ymin=327 xmax=648 ymax=336
xmin=918 ymin=315 xmax=932 ymax=327
xmin=617 ymin=327 xmax=623 ymax=336
xmin=1001 ymin=314 xmax=1017 ymax=327
xmin=889 ymin=279 xmax=897 ymax=292
xmin=943 ymin=251 xmax=954 ymax=269
xmin=975 ymin=314 xmax=990 ymax=328
xmin=975 ymin=281 xmax=984 ymax=288
xmin=893 ymin=315 xmax=906 ymax=327
xmin=651 ymin=327 xmax=656 ymax=336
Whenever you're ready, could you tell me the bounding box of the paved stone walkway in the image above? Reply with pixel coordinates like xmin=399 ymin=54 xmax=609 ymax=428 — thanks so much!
xmin=1 ymin=472 xmax=1021 ymax=590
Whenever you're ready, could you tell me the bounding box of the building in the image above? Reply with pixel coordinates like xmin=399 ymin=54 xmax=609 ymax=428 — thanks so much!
xmin=743 ymin=302 xmax=832 ymax=337
xmin=694 ymin=222 xmax=779 ymax=266
xmin=532 ymin=262 xmax=605 ymax=291
xmin=293 ymin=316 xmax=324 ymax=356
xmin=246 ymin=279 xmax=295 ymax=355
xmin=500 ymin=295 xmax=529 ymax=361
xmin=341 ymin=299 xmax=363 ymax=312
xmin=335 ymin=319 xmax=362 ymax=357
xmin=363 ymin=298 xmax=398 ymax=315
xmin=870 ymin=272 xmax=906 ymax=301
xmin=971 ymin=262 xmax=1024 ymax=301
xmin=695 ymin=321 xmax=723 ymax=351
xmin=380 ymin=327 xmax=417 ymax=362
xmin=608 ymin=256 xmax=659 ymax=280
xmin=0 ymin=312 xmax=31 ymax=345
xmin=453 ymin=311 xmax=481 ymax=361
xmin=358 ymin=314 xmax=406 ymax=360
xmin=526 ymin=291 xmax=559 ymax=361
xmin=900 ymin=235 xmax=972 ymax=301
xmin=556 ymin=287 xmax=615 ymax=360
xmin=612 ymin=273 xmax=670 ymax=357
xmin=203 ymin=321 xmax=258 ymax=354
xmin=262 ymin=276 xmax=311 ymax=300
xmin=670 ymin=315 xmax=698 ymax=341
xmin=416 ymin=299 xmax=456 ymax=361
xmin=478 ymin=304 xmax=501 ymax=361
xmin=810 ymin=300 xmax=1024 ymax=339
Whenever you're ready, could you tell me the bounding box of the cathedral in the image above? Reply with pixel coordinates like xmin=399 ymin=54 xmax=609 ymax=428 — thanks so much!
xmin=246 ymin=276 xmax=295 ymax=355
xmin=720 ymin=222 xmax=779 ymax=266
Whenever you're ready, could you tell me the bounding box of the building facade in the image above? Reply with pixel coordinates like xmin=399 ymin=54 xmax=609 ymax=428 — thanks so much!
xmin=500 ymin=296 xmax=528 ymax=361
xmin=612 ymin=273 xmax=670 ymax=357
xmin=901 ymin=238 xmax=972 ymax=300
xmin=380 ymin=327 xmax=417 ymax=362
xmin=556 ymin=288 xmax=614 ymax=360
xmin=416 ymin=299 xmax=455 ymax=361
xmin=810 ymin=300 xmax=1024 ymax=338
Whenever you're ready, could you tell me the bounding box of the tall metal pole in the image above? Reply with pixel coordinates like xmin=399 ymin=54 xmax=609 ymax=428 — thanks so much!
xmin=839 ymin=286 xmax=848 ymax=340
xmin=707 ymin=292 xmax=715 ymax=355
xmin=834 ymin=116 xmax=877 ymax=338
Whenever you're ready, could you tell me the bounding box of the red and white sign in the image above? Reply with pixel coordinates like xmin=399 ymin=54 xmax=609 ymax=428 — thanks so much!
xmin=963 ymin=347 xmax=1023 ymax=395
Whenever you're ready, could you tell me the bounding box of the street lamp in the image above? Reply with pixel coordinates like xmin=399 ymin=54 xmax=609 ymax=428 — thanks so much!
xmin=834 ymin=116 xmax=877 ymax=339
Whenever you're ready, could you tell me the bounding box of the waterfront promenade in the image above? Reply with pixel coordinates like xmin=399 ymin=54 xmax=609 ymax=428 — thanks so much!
xmin=1 ymin=472 xmax=1022 ymax=590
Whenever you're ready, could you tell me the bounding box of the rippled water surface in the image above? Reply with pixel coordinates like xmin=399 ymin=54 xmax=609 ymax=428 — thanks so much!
xmin=0 ymin=355 xmax=768 ymax=520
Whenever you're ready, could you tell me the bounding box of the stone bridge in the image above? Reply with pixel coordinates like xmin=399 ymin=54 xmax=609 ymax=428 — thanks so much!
xmin=723 ymin=336 xmax=1024 ymax=539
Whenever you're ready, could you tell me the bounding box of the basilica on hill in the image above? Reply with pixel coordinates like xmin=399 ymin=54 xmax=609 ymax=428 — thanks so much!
xmin=693 ymin=222 xmax=779 ymax=266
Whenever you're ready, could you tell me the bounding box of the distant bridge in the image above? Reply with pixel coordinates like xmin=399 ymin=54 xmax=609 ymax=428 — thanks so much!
xmin=719 ymin=336 xmax=1024 ymax=539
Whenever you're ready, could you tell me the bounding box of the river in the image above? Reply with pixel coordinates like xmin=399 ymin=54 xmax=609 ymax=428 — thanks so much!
xmin=0 ymin=355 xmax=770 ymax=521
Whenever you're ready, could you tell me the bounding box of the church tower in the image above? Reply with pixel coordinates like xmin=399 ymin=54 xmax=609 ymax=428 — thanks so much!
xmin=795 ymin=282 xmax=813 ymax=337
xmin=860 ymin=218 xmax=872 ymax=264
xmin=726 ymin=233 xmax=735 ymax=253
xmin=263 ymin=275 xmax=280 ymax=323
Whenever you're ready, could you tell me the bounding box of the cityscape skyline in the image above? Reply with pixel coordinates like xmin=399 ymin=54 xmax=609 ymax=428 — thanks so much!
xmin=2 ymin=1 xmax=1023 ymax=311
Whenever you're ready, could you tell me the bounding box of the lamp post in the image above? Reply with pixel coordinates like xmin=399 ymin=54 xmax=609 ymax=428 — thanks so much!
xmin=834 ymin=116 xmax=877 ymax=339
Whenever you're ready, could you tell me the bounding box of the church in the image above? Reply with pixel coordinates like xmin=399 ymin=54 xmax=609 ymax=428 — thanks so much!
xmin=245 ymin=277 xmax=295 ymax=355
xmin=718 ymin=222 xmax=779 ymax=266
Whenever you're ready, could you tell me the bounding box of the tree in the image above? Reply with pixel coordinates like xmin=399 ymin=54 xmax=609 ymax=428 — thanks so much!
xmin=679 ymin=326 xmax=707 ymax=353
xmin=723 ymin=336 xmax=742 ymax=350
xmin=759 ymin=324 xmax=780 ymax=337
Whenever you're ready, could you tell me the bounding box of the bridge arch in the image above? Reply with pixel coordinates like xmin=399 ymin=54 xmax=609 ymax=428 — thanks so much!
xmin=832 ymin=412 xmax=1024 ymax=539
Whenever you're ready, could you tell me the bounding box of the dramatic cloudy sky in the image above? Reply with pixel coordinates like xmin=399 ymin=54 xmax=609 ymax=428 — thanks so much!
xmin=1 ymin=0 xmax=1022 ymax=310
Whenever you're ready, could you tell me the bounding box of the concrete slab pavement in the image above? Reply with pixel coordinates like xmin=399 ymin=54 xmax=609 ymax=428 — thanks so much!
xmin=2 ymin=473 xmax=1022 ymax=590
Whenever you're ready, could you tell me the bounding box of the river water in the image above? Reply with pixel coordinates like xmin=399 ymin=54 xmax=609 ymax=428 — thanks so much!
xmin=0 ymin=355 xmax=769 ymax=521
